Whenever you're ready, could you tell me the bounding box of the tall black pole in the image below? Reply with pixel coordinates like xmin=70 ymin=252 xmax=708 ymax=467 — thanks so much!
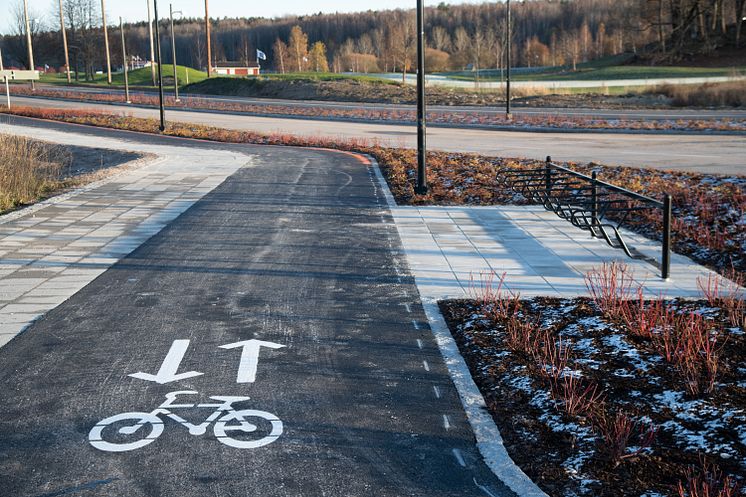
xmin=414 ymin=0 xmax=428 ymax=195
xmin=170 ymin=4 xmax=179 ymax=102
xmin=506 ymin=0 xmax=512 ymax=119
xmin=153 ymin=0 xmax=166 ymax=131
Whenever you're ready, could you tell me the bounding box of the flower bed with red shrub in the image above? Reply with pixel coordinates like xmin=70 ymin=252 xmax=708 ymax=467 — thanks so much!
xmin=439 ymin=265 xmax=744 ymax=497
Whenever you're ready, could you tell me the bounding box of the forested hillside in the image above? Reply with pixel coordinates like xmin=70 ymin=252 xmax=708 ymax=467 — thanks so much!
xmin=1 ymin=0 xmax=744 ymax=80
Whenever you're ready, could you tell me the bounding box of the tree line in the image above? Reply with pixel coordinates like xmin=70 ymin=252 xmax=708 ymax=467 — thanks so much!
xmin=1 ymin=0 xmax=744 ymax=80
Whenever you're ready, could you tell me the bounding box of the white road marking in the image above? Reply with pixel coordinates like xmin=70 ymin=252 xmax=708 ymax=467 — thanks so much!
xmin=433 ymin=386 xmax=441 ymax=398
xmin=443 ymin=414 xmax=451 ymax=430
xmin=416 ymin=339 xmax=423 ymax=349
xmin=452 ymin=448 xmax=467 ymax=467
xmin=219 ymin=339 xmax=286 ymax=384
xmin=473 ymin=478 xmax=499 ymax=497
xmin=129 ymin=339 xmax=204 ymax=385
xmin=404 ymin=303 xmax=412 ymax=313
xmin=412 ymin=319 xmax=420 ymax=330
xmin=422 ymin=360 xmax=430 ymax=372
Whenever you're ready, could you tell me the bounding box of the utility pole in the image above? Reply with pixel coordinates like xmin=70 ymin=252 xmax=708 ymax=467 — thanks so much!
xmin=147 ymin=0 xmax=156 ymax=85
xmin=506 ymin=0 xmax=512 ymax=119
xmin=120 ymin=17 xmax=130 ymax=103
xmin=153 ymin=0 xmax=166 ymax=131
xmin=414 ymin=0 xmax=427 ymax=195
xmin=58 ymin=0 xmax=71 ymax=83
xmin=205 ymin=0 xmax=212 ymax=77
xmin=170 ymin=4 xmax=181 ymax=102
xmin=100 ymin=0 xmax=112 ymax=84
xmin=22 ymin=0 xmax=35 ymax=90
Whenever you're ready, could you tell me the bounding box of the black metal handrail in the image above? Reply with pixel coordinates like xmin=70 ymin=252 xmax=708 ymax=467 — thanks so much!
xmin=498 ymin=156 xmax=672 ymax=279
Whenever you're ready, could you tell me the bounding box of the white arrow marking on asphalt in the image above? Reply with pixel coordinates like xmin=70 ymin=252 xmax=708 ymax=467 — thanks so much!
xmin=219 ymin=339 xmax=286 ymax=383
xmin=129 ymin=340 xmax=204 ymax=384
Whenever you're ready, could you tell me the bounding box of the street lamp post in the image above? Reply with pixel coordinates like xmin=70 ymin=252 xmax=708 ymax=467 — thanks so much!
xmin=147 ymin=0 xmax=157 ymax=85
xmin=170 ymin=4 xmax=183 ymax=102
xmin=205 ymin=0 xmax=212 ymax=77
xmin=506 ymin=0 xmax=512 ymax=119
xmin=22 ymin=0 xmax=35 ymax=90
xmin=414 ymin=0 xmax=428 ymax=195
xmin=153 ymin=0 xmax=166 ymax=131
xmin=101 ymin=0 xmax=112 ymax=84
xmin=120 ymin=17 xmax=130 ymax=103
xmin=58 ymin=0 xmax=71 ymax=83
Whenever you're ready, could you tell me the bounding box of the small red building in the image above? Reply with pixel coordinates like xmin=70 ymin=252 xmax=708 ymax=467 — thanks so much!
xmin=213 ymin=61 xmax=260 ymax=76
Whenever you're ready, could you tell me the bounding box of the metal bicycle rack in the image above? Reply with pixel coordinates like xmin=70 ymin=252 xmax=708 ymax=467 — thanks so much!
xmin=498 ymin=156 xmax=672 ymax=279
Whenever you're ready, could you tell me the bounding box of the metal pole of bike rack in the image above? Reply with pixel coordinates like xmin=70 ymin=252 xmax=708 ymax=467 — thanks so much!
xmin=545 ymin=156 xmax=552 ymax=197
xmin=662 ymin=194 xmax=672 ymax=279
xmin=591 ymin=170 xmax=598 ymax=237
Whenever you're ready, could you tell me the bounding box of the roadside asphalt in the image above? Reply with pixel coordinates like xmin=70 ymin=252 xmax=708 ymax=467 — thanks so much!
xmin=8 ymin=95 xmax=746 ymax=175
xmin=0 ymin=119 xmax=514 ymax=497
xmin=30 ymin=83 xmax=746 ymax=120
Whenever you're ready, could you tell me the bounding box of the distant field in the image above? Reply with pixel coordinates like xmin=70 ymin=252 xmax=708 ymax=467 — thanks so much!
xmin=40 ymin=65 xmax=208 ymax=88
xmin=440 ymin=64 xmax=746 ymax=82
xmin=253 ymin=72 xmax=397 ymax=84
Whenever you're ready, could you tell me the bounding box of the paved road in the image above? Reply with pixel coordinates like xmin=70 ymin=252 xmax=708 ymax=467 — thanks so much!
xmin=9 ymin=96 xmax=746 ymax=175
xmin=32 ymin=83 xmax=746 ymax=120
xmin=374 ymin=72 xmax=746 ymax=89
xmin=0 ymin=121 xmax=512 ymax=497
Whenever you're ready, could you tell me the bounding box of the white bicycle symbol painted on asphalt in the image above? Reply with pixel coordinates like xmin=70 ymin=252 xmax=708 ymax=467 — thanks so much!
xmin=89 ymin=391 xmax=283 ymax=452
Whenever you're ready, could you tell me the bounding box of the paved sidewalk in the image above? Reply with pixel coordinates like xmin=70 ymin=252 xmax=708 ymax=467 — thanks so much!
xmin=372 ymin=167 xmax=720 ymax=301
xmin=0 ymin=123 xmax=251 ymax=347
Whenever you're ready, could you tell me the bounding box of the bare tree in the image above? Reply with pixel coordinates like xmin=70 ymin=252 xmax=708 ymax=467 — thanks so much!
xmin=287 ymin=25 xmax=308 ymax=72
xmin=388 ymin=13 xmax=416 ymax=82
xmin=272 ymin=37 xmax=287 ymax=73
xmin=430 ymin=25 xmax=451 ymax=51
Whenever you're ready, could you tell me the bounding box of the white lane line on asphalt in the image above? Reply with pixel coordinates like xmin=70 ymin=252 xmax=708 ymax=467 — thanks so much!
xmin=422 ymin=360 xmax=430 ymax=372
xmin=433 ymin=386 xmax=441 ymax=398
xmin=412 ymin=319 xmax=420 ymax=330
xmin=443 ymin=414 xmax=451 ymax=431
xmin=452 ymin=448 xmax=467 ymax=467
xmin=473 ymin=478 xmax=499 ymax=497
xmin=416 ymin=338 xmax=423 ymax=349
xmin=404 ymin=303 xmax=412 ymax=313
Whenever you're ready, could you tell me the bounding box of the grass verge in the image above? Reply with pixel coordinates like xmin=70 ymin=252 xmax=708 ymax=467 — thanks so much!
xmin=0 ymin=134 xmax=69 ymax=213
xmin=40 ymin=65 xmax=208 ymax=89
xmin=652 ymin=81 xmax=746 ymax=107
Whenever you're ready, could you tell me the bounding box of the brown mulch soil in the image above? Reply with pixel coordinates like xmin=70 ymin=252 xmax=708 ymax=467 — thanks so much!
xmin=439 ymin=297 xmax=745 ymax=497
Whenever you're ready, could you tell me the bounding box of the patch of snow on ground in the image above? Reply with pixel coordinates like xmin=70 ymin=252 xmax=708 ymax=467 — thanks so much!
xmin=600 ymin=333 xmax=653 ymax=372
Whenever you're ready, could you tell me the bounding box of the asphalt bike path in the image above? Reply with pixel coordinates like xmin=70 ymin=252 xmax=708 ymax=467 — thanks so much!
xmin=0 ymin=122 xmax=513 ymax=496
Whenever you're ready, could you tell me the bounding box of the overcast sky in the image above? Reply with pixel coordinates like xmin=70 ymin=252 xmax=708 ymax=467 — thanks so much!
xmin=0 ymin=0 xmax=490 ymax=35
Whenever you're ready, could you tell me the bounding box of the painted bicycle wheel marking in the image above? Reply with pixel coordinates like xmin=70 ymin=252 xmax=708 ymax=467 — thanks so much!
xmin=89 ymin=339 xmax=286 ymax=452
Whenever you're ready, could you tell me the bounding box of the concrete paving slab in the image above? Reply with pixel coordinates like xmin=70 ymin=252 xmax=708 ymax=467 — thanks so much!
xmin=373 ymin=164 xmax=723 ymax=301
xmin=0 ymin=123 xmax=254 ymax=348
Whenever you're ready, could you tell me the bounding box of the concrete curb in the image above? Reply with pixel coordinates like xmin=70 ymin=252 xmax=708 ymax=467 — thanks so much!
xmin=369 ymin=158 xmax=549 ymax=497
